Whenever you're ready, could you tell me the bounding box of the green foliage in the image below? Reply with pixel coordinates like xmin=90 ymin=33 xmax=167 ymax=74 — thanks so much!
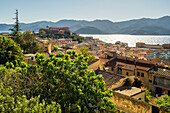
xmin=69 ymin=35 xmax=84 ymax=43
xmin=39 ymin=30 xmax=46 ymax=38
xmin=53 ymin=45 xmax=58 ymax=52
xmin=102 ymin=63 xmax=107 ymax=72
xmin=9 ymin=9 xmax=22 ymax=36
xmin=0 ymin=44 xmax=117 ymax=112
xmin=123 ymin=78 xmax=132 ymax=86
xmin=155 ymin=95 xmax=170 ymax=112
xmin=145 ymin=88 xmax=152 ymax=103
xmin=34 ymin=51 xmax=116 ymax=112
xmin=0 ymin=36 xmax=23 ymax=65
xmin=21 ymin=30 xmax=44 ymax=54
xmin=0 ymin=83 xmax=61 ymax=113
xmin=79 ymin=46 xmax=96 ymax=62
xmin=132 ymin=77 xmax=142 ymax=88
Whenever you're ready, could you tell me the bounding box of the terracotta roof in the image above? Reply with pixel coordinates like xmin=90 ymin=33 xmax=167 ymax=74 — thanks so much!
xmin=87 ymin=59 xmax=99 ymax=66
xmin=114 ymin=87 xmax=143 ymax=97
xmin=24 ymin=54 xmax=35 ymax=56
xmin=95 ymin=70 xmax=125 ymax=89
xmin=148 ymin=67 xmax=170 ymax=77
xmin=106 ymin=56 xmax=160 ymax=68
xmin=136 ymin=66 xmax=150 ymax=71
xmin=146 ymin=50 xmax=164 ymax=53
xmin=122 ymin=65 xmax=135 ymax=71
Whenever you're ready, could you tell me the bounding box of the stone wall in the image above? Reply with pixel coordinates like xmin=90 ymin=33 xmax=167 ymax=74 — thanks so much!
xmin=110 ymin=91 xmax=152 ymax=113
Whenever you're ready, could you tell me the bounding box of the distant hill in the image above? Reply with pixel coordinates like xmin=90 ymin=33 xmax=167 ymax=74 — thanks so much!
xmin=75 ymin=26 xmax=105 ymax=34
xmin=1 ymin=16 xmax=170 ymax=35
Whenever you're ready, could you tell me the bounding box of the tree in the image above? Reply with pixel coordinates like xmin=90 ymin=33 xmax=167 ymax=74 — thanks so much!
xmin=0 ymin=83 xmax=61 ymax=113
xmin=0 ymin=44 xmax=117 ymax=112
xmin=9 ymin=9 xmax=22 ymax=36
xmin=39 ymin=30 xmax=46 ymax=38
xmin=33 ymin=50 xmax=117 ymax=112
xmin=132 ymin=77 xmax=142 ymax=88
xmin=145 ymin=88 xmax=152 ymax=103
xmin=123 ymin=78 xmax=132 ymax=86
xmin=22 ymin=30 xmax=44 ymax=53
xmin=0 ymin=36 xmax=23 ymax=65
xmin=155 ymin=95 xmax=170 ymax=112
xmin=79 ymin=46 xmax=96 ymax=62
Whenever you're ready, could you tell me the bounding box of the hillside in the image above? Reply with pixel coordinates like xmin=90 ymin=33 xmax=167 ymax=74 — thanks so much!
xmin=1 ymin=16 xmax=170 ymax=35
xmin=75 ymin=26 xmax=105 ymax=34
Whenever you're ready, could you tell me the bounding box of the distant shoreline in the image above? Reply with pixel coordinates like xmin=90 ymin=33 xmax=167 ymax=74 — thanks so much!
xmin=81 ymin=34 xmax=170 ymax=47
xmin=1 ymin=31 xmax=170 ymax=36
xmin=80 ymin=33 xmax=170 ymax=36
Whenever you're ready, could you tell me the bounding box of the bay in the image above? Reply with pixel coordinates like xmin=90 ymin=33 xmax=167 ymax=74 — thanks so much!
xmin=1 ymin=30 xmax=170 ymax=47
xmin=80 ymin=34 xmax=170 ymax=47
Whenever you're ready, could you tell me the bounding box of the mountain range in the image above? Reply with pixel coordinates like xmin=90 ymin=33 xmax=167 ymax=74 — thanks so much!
xmin=1 ymin=16 xmax=170 ymax=35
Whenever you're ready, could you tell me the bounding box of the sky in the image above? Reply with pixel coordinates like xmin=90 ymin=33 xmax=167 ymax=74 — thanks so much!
xmin=1 ymin=0 xmax=170 ymax=24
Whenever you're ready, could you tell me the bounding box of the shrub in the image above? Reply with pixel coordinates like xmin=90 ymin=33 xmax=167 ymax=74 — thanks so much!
xmin=0 ymin=83 xmax=61 ymax=113
xmin=0 ymin=36 xmax=23 ymax=65
xmin=123 ymin=78 xmax=132 ymax=86
xmin=132 ymin=77 xmax=142 ymax=88
xmin=155 ymin=95 xmax=170 ymax=112
xmin=145 ymin=88 xmax=152 ymax=102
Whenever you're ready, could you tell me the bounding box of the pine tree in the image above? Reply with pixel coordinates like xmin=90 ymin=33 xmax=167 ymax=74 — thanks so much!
xmin=9 ymin=9 xmax=22 ymax=36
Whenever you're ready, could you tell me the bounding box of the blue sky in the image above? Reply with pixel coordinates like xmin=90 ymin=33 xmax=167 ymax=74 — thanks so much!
xmin=1 ymin=0 xmax=170 ymax=24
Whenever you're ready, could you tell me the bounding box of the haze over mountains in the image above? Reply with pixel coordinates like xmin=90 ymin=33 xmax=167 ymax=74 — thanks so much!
xmin=1 ymin=16 xmax=170 ymax=35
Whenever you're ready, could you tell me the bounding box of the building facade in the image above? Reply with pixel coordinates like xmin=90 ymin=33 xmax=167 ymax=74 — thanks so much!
xmin=146 ymin=50 xmax=170 ymax=60
xmin=148 ymin=67 xmax=170 ymax=96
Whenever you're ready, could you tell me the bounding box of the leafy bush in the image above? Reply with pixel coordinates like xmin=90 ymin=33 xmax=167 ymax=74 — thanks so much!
xmin=123 ymin=78 xmax=132 ymax=86
xmin=132 ymin=77 xmax=142 ymax=88
xmin=145 ymin=88 xmax=152 ymax=103
xmin=34 ymin=51 xmax=116 ymax=112
xmin=79 ymin=46 xmax=96 ymax=62
xmin=0 ymin=36 xmax=23 ymax=65
xmin=0 ymin=48 xmax=117 ymax=112
xmin=155 ymin=95 xmax=170 ymax=112
xmin=0 ymin=83 xmax=61 ymax=113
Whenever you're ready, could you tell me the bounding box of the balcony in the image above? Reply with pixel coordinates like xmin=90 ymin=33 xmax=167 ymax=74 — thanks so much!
xmin=153 ymin=76 xmax=170 ymax=89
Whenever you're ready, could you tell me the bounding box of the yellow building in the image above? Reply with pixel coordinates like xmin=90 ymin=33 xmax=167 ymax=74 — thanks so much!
xmin=135 ymin=66 xmax=150 ymax=89
xmin=88 ymin=59 xmax=100 ymax=71
xmin=105 ymin=56 xmax=158 ymax=89
xmin=148 ymin=67 xmax=170 ymax=96
xmin=36 ymin=39 xmax=55 ymax=53
xmin=123 ymin=50 xmax=134 ymax=57
xmin=23 ymin=54 xmax=36 ymax=64
xmin=114 ymin=87 xmax=146 ymax=101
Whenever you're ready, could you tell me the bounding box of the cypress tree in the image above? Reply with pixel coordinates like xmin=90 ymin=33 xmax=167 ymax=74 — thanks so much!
xmin=9 ymin=9 xmax=22 ymax=36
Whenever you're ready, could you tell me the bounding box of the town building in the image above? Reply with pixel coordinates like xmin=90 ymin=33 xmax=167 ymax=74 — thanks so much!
xmin=162 ymin=44 xmax=170 ymax=49
xmin=105 ymin=55 xmax=164 ymax=89
xmin=88 ymin=58 xmax=100 ymax=71
xmin=0 ymin=32 xmax=10 ymax=38
xmin=147 ymin=67 xmax=170 ymax=96
xmin=136 ymin=42 xmax=163 ymax=50
xmin=23 ymin=54 xmax=36 ymax=65
xmin=39 ymin=26 xmax=72 ymax=36
xmin=114 ymin=87 xmax=145 ymax=101
xmin=95 ymin=70 xmax=125 ymax=89
xmin=35 ymin=38 xmax=55 ymax=53
xmin=146 ymin=50 xmax=170 ymax=60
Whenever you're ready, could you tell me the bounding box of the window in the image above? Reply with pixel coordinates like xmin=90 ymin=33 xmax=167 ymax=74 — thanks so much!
xmin=117 ymin=67 xmax=122 ymax=72
xmin=126 ymin=72 xmax=129 ymax=76
xmin=31 ymin=56 xmax=34 ymax=60
xmin=137 ymin=98 xmax=141 ymax=100
xmin=141 ymin=73 xmax=144 ymax=77
xmin=137 ymin=72 xmax=140 ymax=76
xmin=149 ymin=80 xmax=152 ymax=83
xmin=111 ymin=67 xmax=114 ymax=71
